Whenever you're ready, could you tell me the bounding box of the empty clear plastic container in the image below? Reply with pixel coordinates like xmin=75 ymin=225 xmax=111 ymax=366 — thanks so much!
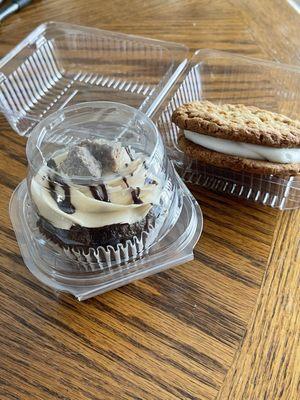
xmin=0 ymin=21 xmax=187 ymax=136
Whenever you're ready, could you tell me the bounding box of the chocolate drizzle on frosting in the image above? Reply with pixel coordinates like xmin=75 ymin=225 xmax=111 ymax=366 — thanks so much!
xmin=122 ymin=177 xmax=129 ymax=188
xmin=125 ymin=146 xmax=134 ymax=161
xmin=131 ymin=187 xmax=143 ymax=204
xmin=33 ymin=141 xmax=160 ymax=232
xmin=89 ymin=183 xmax=110 ymax=202
xmin=48 ymin=173 xmax=75 ymax=214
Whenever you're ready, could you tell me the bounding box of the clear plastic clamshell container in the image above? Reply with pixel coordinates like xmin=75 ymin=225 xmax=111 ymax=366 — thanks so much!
xmin=9 ymin=102 xmax=202 ymax=300
xmin=156 ymin=50 xmax=300 ymax=210
xmin=2 ymin=23 xmax=300 ymax=298
xmin=1 ymin=22 xmax=201 ymax=299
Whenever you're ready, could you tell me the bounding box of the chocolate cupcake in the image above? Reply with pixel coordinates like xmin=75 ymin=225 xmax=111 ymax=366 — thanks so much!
xmin=30 ymin=138 xmax=161 ymax=270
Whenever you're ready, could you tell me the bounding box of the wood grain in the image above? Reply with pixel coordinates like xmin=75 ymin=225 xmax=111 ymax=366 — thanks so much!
xmin=0 ymin=1 xmax=299 ymax=399
xmin=217 ymin=209 xmax=300 ymax=400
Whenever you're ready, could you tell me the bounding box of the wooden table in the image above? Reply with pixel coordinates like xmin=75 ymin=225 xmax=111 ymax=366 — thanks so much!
xmin=0 ymin=1 xmax=299 ymax=399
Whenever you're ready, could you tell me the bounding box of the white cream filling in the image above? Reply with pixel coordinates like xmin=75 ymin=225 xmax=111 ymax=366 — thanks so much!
xmin=184 ymin=130 xmax=300 ymax=164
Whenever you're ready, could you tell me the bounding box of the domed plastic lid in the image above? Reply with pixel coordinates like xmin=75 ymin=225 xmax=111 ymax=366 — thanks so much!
xmin=26 ymin=102 xmax=173 ymax=262
xmin=26 ymin=101 xmax=163 ymax=182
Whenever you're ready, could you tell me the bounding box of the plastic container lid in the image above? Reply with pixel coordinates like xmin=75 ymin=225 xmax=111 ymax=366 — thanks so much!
xmin=0 ymin=21 xmax=188 ymax=136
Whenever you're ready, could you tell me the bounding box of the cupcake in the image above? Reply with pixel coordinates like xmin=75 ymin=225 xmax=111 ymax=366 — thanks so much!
xmin=30 ymin=138 xmax=161 ymax=269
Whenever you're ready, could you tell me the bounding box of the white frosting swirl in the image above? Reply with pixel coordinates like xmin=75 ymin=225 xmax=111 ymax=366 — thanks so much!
xmin=184 ymin=130 xmax=300 ymax=163
xmin=31 ymin=147 xmax=160 ymax=230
